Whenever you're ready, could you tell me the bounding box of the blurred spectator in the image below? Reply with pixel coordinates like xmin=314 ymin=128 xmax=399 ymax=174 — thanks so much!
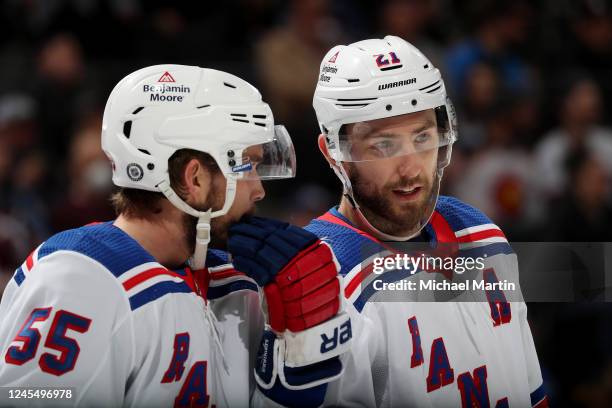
xmin=50 ymin=113 xmax=114 ymax=231
xmin=33 ymin=32 xmax=93 ymax=162
xmin=444 ymin=0 xmax=534 ymax=99
xmin=452 ymin=99 xmax=543 ymax=238
xmin=546 ymin=149 xmax=612 ymax=241
xmin=0 ymin=94 xmax=38 ymax=151
xmin=9 ymin=150 xmax=50 ymax=242
xmin=534 ymin=76 xmax=612 ymax=198
xmin=0 ymin=94 xmax=39 ymax=210
xmin=455 ymin=62 xmax=500 ymax=151
xmin=255 ymin=0 xmax=345 ymax=125
xmin=379 ymin=0 xmax=444 ymax=70
xmin=567 ymin=1 xmax=612 ymax=122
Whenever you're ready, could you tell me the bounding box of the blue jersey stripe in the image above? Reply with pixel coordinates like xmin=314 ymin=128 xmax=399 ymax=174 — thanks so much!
xmin=128 ymin=281 xmax=193 ymax=310
xmin=530 ymin=383 xmax=547 ymax=406
xmin=13 ymin=267 xmax=25 ymax=286
xmin=436 ymin=196 xmax=493 ymax=231
xmin=353 ymin=268 xmax=414 ymax=312
xmin=36 ymin=222 xmax=156 ymax=279
xmin=207 ymin=280 xmax=258 ymax=300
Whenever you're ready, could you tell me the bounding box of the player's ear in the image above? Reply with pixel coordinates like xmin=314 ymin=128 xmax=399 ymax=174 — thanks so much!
xmin=318 ymin=133 xmax=337 ymax=168
xmin=182 ymin=158 xmax=212 ymax=202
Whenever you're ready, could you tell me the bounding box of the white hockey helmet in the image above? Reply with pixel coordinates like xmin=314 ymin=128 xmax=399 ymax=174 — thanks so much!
xmin=313 ymin=36 xmax=457 ymax=240
xmin=102 ymin=65 xmax=296 ymax=267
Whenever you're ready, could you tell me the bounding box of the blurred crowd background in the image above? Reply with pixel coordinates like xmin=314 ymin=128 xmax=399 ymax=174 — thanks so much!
xmin=0 ymin=0 xmax=610 ymax=406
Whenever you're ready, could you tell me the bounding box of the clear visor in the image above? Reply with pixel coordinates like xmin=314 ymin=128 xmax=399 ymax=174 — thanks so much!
xmin=230 ymin=125 xmax=296 ymax=180
xmin=337 ymin=106 xmax=455 ymax=162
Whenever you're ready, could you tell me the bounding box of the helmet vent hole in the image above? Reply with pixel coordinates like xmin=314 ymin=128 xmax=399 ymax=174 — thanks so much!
xmin=123 ymin=121 xmax=132 ymax=138
xmin=197 ymin=104 xmax=210 ymax=109
xmin=132 ymin=107 xmax=144 ymax=114
xmin=230 ymin=113 xmax=247 ymax=117
xmin=347 ymin=78 xmax=360 ymax=83
xmin=253 ymin=122 xmax=266 ymax=127
xmin=224 ymin=82 xmax=237 ymax=89
xmin=386 ymin=104 xmax=392 ymax=111
xmin=252 ymin=114 xmax=267 ymax=119
xmin=424 ymin=64 xmax=429 ymax=69
xmin=380 ymin=65 xmax=403 ymax=72
xmin=411 ymin=99 xmax=417 ymax=106
xmin=232 ymin=118 xmax=249 ymax=124
xmin=147 ymin=163 xmax=154 ymax=170
xmin=138 ymin=149 xmax=151 ymax=155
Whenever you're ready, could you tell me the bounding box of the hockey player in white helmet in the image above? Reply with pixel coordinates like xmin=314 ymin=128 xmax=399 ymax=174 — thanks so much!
xmin=304 ymin=36 xmax=548 ymax=407
xmin=0 ymin=65 xmax=348 ymax=407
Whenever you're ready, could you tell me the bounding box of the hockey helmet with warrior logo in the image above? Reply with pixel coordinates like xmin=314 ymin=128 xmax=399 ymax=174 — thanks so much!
xmin=313 ymin=36 xmax=457 ymax=240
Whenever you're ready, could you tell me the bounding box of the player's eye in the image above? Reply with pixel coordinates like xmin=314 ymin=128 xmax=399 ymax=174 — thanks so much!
xmin=414 ymin=132 xmax=431 ymax=144
xmin=370 ymin=139 xmax=398 ymax=156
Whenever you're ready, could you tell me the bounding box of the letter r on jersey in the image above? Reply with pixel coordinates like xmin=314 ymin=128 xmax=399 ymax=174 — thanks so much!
xmin=162 ymin=333 xmax=190 ymax=383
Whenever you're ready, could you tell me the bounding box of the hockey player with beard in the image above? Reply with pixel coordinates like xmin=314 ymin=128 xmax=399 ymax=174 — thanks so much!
xmin=0 ymin=65 xmax=347 ymax=407
xmin=298 ymin=36 xmax=548 ymax=407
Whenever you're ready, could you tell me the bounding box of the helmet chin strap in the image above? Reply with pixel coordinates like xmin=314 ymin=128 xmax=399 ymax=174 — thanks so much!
xmin=158 ymin=177 xmax=237 ymax=269
xmin=329 ymin=151 xmax=438 ymax=242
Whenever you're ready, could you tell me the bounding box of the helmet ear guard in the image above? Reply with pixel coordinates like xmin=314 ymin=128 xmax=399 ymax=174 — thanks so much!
xmin=313 ymin=36 xmax=458 ymax=240
xmin=102 ymin=65 xmax=296 ymax=267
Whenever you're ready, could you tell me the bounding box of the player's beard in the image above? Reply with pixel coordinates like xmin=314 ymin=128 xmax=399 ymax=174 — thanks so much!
xmin=347 ymin=164 xmax=440 ymax=238
xmin=182 ymin=189 xmax=256 ymax=254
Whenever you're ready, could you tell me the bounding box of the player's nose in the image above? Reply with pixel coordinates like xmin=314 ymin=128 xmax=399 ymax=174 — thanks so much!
xmin=250 ymin=178 xmax=265 ymax=202
xmin=395 ymin=155 xmax=422 ymax=179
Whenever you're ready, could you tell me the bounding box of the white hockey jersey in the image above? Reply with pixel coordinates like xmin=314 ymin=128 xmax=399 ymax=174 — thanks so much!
xmin=0 ymin=221 xmax=264 ymax=407
xmin=305 ymin=196 xmax=548 ymax=408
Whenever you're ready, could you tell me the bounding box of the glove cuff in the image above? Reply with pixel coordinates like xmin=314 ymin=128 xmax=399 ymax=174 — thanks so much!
xmin=284 ymin=311 xmax=352 ymax=367
xmin=255 ymin=312 xmax=352 ymax=391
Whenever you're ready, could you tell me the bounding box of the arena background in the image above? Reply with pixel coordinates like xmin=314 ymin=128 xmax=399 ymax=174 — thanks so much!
xmin=0 ymin=1 xmax=610 ymax=406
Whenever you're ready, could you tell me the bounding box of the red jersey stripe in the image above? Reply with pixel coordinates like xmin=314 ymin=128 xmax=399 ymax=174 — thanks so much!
xmin=123 ymin=267 xmax=195 ymax=292
xmin=456 ymin=228 xmax=506 ymax=243
xmin=25 ymin=251 xmax=35 ymax=271
xmin=316 ymin=212 xmax=381 ymax=243
xmin=429 ymin=211 xmax=456 ymax=243
xmin=210 ymin=268 xmax=246 ymax=280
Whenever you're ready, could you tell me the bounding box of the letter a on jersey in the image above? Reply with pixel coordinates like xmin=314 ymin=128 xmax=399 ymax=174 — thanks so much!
xmin=175 ymin=361 xmax=210 ymax=407
xmin=426 ymin=337 xmax=455 ymax=392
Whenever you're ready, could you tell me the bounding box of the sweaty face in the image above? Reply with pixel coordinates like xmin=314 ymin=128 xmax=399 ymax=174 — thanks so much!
xmin=343 ymin=109 xmax=440 ymax=237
